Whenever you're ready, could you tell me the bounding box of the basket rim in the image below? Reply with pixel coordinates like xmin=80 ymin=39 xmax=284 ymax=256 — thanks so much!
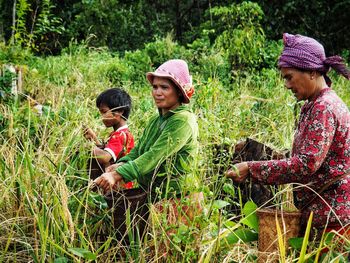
xmin=257 ymin=208 xmax=301 ymax=216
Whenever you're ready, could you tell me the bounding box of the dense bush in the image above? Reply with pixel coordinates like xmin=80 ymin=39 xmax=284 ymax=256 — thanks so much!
xmin=208 ymin=2 xmax=282 ymax=73
xmin=256 ymin=0 xmax=350 ymax=58
xmin=1 ymin=1 xmax=349 ymax=56
xmin=0 ymin=67 xmax=16 ymax=102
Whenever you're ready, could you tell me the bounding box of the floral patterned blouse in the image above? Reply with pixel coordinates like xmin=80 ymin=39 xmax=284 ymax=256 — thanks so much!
xmin=248 ymin=88 xmax=350 ymax=228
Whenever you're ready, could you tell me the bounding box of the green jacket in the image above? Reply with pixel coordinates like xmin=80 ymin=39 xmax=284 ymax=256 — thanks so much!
xmin=116 ymin=105 xmax=198 ymax=197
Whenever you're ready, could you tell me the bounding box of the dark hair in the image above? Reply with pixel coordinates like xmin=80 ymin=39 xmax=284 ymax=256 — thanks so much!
xmin=96 ymin=88 xmax=132 ymax=119
xmin=294 ymin=68 xmax=325 ymax=78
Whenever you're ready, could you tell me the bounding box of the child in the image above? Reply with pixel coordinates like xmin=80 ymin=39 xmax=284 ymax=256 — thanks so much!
xmin=84 ymin=88 xmax=135 ymax=188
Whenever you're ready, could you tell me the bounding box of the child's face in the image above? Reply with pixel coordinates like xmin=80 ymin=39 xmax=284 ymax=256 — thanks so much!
xmin=98 ymin=104 xmax=120 ymax=127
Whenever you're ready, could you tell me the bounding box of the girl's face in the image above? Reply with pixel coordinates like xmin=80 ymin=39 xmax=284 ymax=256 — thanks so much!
xmin=151 ymin=76 xmax=181 ymax=114
xmin=99 ymin=104 xmax=121 ymax=128
xmin=281 ymin=67 xmax=317 ymax=101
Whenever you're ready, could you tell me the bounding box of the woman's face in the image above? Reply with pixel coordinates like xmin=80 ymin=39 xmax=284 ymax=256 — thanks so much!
xmin=152 ymin=76 xmax=181 ymax=114
xmin=281 ymin=68 xmax=316 ymax=101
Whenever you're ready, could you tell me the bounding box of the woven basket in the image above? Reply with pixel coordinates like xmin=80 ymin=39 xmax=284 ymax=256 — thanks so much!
xmin=257 ymin=208 xmax=301 ymax=262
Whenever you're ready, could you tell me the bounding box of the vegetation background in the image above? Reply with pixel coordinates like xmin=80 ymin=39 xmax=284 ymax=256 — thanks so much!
xmin=0 ymin=0 xmax=350 ymax=262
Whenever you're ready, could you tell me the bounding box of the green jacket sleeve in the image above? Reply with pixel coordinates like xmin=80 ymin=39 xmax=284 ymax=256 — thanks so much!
xmin=117 ymin=142 xmax=139 ymax=163
xmin=117 ymin=116 xmax=157 ymax=163
xmin=116 ymin=117 xmax=192 ymax=182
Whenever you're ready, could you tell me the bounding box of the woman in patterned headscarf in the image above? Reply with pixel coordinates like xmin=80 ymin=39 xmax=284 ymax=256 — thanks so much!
xmin=227 ymin=33 xmax=350 ymax=236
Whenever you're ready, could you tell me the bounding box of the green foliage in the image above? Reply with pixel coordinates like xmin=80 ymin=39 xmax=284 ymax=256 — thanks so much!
xmin=210 ymin=1 xmax=264 ymax=30
xmin=144 ymin=34 xmax=190 ymax=68
xmin=68 ymin=247 xmax=96 ymax=260
xmin=187 ymin=29 xmax=231 ymax=85
xmin=11 ymin=0 xmax=64 ymax=52
xmin=0 ymin=43 xmax=33 ymax=64
xmin=103 ymin=57 xmax=131 ymax=86
xmin=0 ymin=9 xmax=350 ymax=260
xmin=216 ymin=26 xmax=265 ymax=71
xmin=0 ymin=67 xmax=16 ymax=103
xmin=222 ymin=228 xmax=258 ymax=245
xmin=67 ymin=0 xmax=163 ymax=52
xmin=257 ymin=0 xmax=350 ymax=55
xmin=209 ymin=1 xmax=281 ymax=73
xmin=32 ymin=0 xmax=65 ymax=53
xmin=241 ymin=201 xmax=258 ymax=231
xmin=222 ymin=183 xmax=235 ymax=198
xmin=12 ymin=0 xmax=31 ymax=47
xmin=212 ymin=200 xmax=230 ymax=210
xmin=123 ymin=49 xmax=152 ymax=84
xmin=1 ymin=0 xmax=350 ymax=57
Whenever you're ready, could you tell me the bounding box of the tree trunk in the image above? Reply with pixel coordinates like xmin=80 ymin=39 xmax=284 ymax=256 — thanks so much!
xmin=175 ymin=0 xmax=182 ymax=41
xmin=0 ymin=22 xmax=4 ymax=42
xmin=11 ymin=0 xmax=16 ymax=44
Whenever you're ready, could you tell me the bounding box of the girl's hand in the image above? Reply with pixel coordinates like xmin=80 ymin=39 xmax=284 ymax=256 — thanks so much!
xmin=226 ymin=162 xmax=250 ymax=183
xmin=83 ymin=126 xmax=103 ymax=146
xmin=83 ymin=127 xmax=97 ymax=141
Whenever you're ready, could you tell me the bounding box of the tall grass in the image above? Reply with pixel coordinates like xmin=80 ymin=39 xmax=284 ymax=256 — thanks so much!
xmin=1 ymin=43 xmax=350 ymax=262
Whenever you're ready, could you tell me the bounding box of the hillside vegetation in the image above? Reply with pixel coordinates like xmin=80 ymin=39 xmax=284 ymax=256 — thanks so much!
xmin=1 ymin=1 xmax=350 ymax=262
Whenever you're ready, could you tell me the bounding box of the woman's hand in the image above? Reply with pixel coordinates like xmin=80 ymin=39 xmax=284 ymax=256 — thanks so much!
xmin=105 ymin=162 xmax=125 ymax=173
xmin=94 ymin=171 xmax=123 ymax=193
xmin=226 ymin=162 xmax=250 ymax=183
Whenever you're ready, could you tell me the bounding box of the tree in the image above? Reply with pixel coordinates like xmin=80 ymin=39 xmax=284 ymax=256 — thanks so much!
xmin=0 ymin=0 xmax=65 ymax=53
xmin=256 ymin=0 xmax=350 ymax=56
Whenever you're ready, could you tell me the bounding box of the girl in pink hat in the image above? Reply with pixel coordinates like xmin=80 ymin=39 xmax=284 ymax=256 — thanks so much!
xmin=227 ymin=33 xmax=350 ymax=241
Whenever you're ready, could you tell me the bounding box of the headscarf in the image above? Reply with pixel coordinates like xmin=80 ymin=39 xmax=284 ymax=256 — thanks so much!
xmin=278 ymin=33 xmax=350 ymax=86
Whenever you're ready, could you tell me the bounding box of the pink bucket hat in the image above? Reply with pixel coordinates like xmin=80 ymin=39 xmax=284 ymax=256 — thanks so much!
xmin=146 ymin=59 xmax=194 ymax=103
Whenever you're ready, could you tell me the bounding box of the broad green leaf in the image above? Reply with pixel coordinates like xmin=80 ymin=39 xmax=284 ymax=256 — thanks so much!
xmin=324 ymin=232 xmax=336 ymax=245
xmin=289 ymin=237 xmax=304 ymax=250
xmin=222 ymin=228 xmax=258 ymax=245
xmin=224 ymin=220 xmax=237 ymax=228
xmin=68 ymin=248 xmax=96 ymax=260
xmin=213 ymin=200 xmax=230 ymax=210
xmin=241 ymin=201 xmax=259 ymax=231
xmin=54 ymin=257 xmax=68 ymax=263
xmin=223 ymin=183 xmax=235 ymax=197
